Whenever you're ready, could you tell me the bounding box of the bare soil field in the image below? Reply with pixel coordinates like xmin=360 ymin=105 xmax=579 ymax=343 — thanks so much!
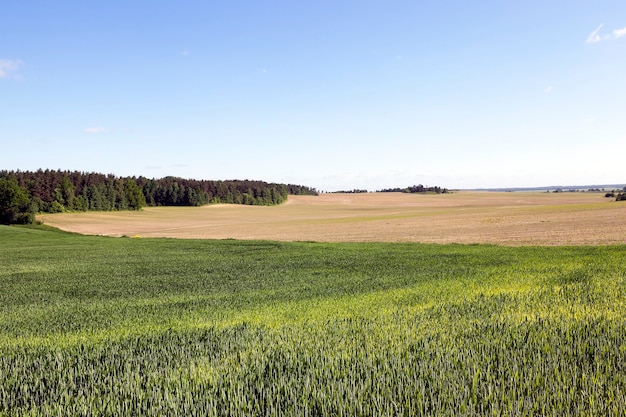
xmin=38 ymin=192 xmax=626 ymax=245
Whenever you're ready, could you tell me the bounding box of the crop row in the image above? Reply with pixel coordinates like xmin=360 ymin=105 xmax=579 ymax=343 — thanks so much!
xmin=1 ymin=226 xmax=626 ymax=415
xmin=2 ymin=306 xmax=625 ymax=416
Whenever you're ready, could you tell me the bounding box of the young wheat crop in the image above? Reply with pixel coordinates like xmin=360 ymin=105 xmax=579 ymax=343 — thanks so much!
xmin=1 ymin=225 xmax=625 ymax=416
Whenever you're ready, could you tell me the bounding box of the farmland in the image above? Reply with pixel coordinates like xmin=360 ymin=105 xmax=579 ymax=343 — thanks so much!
xmin=2 ymin=221 xmax=626 ymax=415
xmin=38 ymin=191 xmax=626 ymax=245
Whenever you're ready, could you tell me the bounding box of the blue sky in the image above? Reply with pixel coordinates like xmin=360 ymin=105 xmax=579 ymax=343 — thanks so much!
xmin=2 ymin=1 xmax=625 ymax=191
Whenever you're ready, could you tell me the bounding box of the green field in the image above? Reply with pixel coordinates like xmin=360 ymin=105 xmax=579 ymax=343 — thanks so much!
xmin=2 ymin=225 xmax=626 ymax=416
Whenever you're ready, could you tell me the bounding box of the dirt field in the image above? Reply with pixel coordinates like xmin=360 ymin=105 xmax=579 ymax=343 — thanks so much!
xmin=38 ymin=192 xmax=626 ymax=246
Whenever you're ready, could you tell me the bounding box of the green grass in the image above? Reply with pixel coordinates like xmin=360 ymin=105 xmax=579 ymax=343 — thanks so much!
xmin=1 ymin=225 xmax=626 ymax=416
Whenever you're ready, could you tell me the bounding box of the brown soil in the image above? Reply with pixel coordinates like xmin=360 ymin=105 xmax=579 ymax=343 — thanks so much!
xmin=38 ymin=192 xmax=626 ymax=246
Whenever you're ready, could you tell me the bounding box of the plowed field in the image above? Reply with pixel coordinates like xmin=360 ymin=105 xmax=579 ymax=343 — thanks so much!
xmin=38 ymin=192 xmax=626 ymax=245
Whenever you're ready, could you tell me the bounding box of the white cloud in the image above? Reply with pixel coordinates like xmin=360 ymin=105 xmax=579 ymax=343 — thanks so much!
xmin=586 ymin=24 xmax=605 ymax=43
xmin=586 ymin=24 xmax=626 ymax=43
xmin=613 ymin=27 xmax=626 ymax=39
xmin=545 ymin=86 xmax=553 ymax=93
xmin=84 ymin=127 xmax=109 ymax=134
xmin=0 ymin=59 xmax=23 ymax=78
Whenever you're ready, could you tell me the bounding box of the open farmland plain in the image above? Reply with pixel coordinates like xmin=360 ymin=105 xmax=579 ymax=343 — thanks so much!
xmin=2 ymin=223 xmax=626 ymax=415
xmin=38 ymin=191 xmax=626 ymax=245
xmin=3 ymin=191 xmax=626 ymax=415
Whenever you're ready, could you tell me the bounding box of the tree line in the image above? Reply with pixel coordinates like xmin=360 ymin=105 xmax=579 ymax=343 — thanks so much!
xmin=377 ymin=184 xmax=449 ymax=194
xmin=0 ymin=170 xmax=317 ymax=224
xmin=331 ymin=189 xmax=369 ymax=194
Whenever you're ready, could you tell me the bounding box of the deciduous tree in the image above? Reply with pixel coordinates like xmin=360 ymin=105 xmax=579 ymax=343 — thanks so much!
xmin=0 ymin=178 xmax=35 ymax=224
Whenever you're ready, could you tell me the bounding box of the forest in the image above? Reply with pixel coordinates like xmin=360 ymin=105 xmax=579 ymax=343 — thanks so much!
xmin=0 ymin=170 xmax=317 ymax=224
xmin=377 ymin=184 xmax=449 ymax=194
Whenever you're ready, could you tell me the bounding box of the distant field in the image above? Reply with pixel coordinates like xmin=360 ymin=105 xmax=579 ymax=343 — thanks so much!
xmin=39 ymin=191 xmax=626 ymax=245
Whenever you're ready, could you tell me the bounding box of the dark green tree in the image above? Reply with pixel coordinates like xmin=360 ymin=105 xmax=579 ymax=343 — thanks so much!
xmin=124 ymin=179 xmax=146 ymax=210
xmin=0 ymin=178 xmax=35 ymax=224
xmin=54 ymin=175 xmax=75 ymax=210
xmin=1 ymin=170 xmax=317 ymax=212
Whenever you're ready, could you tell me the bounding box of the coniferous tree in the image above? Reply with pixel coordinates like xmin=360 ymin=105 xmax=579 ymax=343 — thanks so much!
xmin=124 ymin=179 xmax=146 ymax=210
xmin=1 ymin=169 xmax=318 ymax=214
xmin=54 ymin=175 xmax=75 ymax=210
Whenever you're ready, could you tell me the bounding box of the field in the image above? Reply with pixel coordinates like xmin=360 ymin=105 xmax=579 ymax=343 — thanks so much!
xmin=5 ymin=192 xmax=626 ymax=415
xmin=38 ymin=191 xmax=626 ymax=245
xmin=2 ymin=221 xmax=626 ymax=415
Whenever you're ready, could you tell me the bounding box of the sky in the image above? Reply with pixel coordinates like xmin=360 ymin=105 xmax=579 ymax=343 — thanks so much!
xmin=2 ymin=1 xmax=625 ymax=191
